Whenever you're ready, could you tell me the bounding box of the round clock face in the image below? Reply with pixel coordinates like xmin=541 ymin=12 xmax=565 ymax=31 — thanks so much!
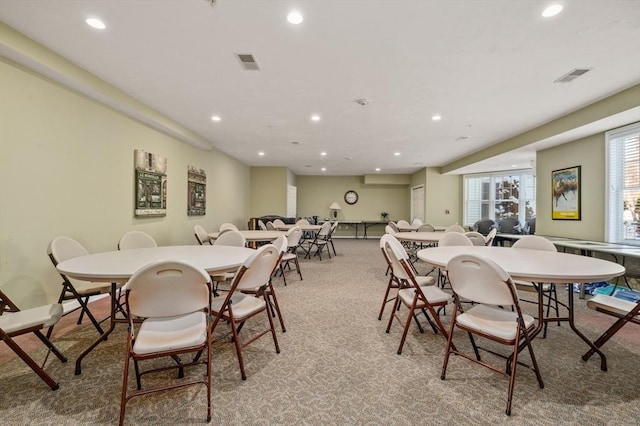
xmin=344 ymin=190 xmax=359 ymax=205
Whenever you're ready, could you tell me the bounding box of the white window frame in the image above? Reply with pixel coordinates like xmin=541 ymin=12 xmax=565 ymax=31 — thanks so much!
xmin=463 ymin=170 xmax=536 ymax=228
xmin=605 ymin=122 xmax=640 ymax=245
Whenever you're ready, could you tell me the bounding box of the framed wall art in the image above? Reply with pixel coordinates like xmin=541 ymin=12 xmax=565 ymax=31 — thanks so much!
xmin=552 ymin=165 xmax=581 ymax=220
xmin=187 ymin=166 xmax=206 ymax=216
xmin=134 ymin=149 xmax=167 ymax=217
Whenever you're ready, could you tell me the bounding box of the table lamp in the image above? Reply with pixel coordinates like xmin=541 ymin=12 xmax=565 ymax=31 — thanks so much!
xmin=329 ymin=202 xmax=341 ymax=219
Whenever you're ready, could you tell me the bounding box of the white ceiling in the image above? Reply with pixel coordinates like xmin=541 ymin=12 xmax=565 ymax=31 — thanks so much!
xmin=1 ymin=0 xmax=639 ymax=175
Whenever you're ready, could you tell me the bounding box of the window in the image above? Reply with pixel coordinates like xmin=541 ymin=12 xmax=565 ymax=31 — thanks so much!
xmin=463 ymin=170 xmax=536 ymax=228
xmin=606 ymin=123 xmax=640 ymax=245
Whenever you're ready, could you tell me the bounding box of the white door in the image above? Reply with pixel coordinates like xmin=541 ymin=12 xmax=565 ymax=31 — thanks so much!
xmin=411 ymin=185 xmax=424 ymax=222
xmin=287 ymin=185 xmax=297 ymax=217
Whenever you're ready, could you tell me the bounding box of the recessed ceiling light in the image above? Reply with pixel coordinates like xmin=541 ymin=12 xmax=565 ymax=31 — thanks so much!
xmin=320 ymin=152 xmax=327 ymax=156
xmin=375 ymin=168 xmax=381 ymax=172
xmin=511 ymin=164 xmax=518 ymax=168
xmin=432 ymin=114 xmax=442 ymax=121
xmin=311 ymin=114 xmax=321 ymax=121
xmin=258 ymin=151 xmax=265 ymax=156
xmin=321 ymin=167 xmax=327 ymax=172
xmin=287 ymin=11 xmax=303 ymax=24
xmin=542 ymin=4 xmax=563 ymax=17
xmin=211 ymin=115 xmax=221 ymax=121
xmin=86 ymin=18 xmax=106 ymax=29
xmin=394 ymin=152 xmax=401 ymax=156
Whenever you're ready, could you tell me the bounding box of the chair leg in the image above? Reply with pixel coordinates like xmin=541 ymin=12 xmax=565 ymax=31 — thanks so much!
xmin=1 ymin=332 xmax=60 ymax=390
xmin=378 ymin=276 xmax=396 ymax=320
xmin=440 ymin=306 xmax=459 ymax=380
xmin=294 ymin=257 xmax=303 ymax=280
xmin=119 ymin=337 xmax=133 ymax=426
xmin=267 ymin=283 xmax=286 ymax=332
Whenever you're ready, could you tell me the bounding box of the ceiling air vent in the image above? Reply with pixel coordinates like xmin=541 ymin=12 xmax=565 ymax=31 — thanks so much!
xmin=554 ymin=68 xmax=591 ymax=83
xmin=236 ymin=54 xmax=260 ymax=71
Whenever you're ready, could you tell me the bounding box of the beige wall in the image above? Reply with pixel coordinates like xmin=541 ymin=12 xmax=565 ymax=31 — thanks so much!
xmin=0 ymin=60 xmax=250 ymax=308
xmin=426 ymin=168 xmax=462 ymax=227
xmin=250 ymin=167 xmax=289 ymax=217
xmin=536 ymin=133 xmax=605 ymax=240
xmin=296 ymin=175 xmax=410 ymax=237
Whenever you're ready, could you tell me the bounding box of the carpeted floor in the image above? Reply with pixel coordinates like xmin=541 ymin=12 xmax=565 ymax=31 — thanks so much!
xmin=1 ymin=238 xmax=639 ymax=425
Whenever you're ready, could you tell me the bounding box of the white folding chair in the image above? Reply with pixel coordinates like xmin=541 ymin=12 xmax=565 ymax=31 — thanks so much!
xmin=119 ymin=261 xmax=212 ymax=425
xmin=118 ymin=231 xmax=157 ymax=250
xmin=0 ymin=290 xmax=67 ymax=390
xmin=194 ymin=224 xmax=212 ymax=245
xmin=210 ymin=244 xmax=282 ymax=380
xmin=443 ymin=254 xmax=544 ymax=416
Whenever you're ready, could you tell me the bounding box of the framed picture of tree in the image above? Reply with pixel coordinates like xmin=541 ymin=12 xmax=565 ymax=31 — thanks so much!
xmin=552 ymin=166 xmax=580 ymax=220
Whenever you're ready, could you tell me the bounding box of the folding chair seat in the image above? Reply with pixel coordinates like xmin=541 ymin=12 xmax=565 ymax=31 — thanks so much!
xmin=194 ymin=224 xmax=212 ymax=245
xmin=512 ymin=236 xmax=561 ymax=338
xmin=443 ymin=254 xmax=544 ymax=416
xmin=0 ymin=290 xmax=67 ymax=390
xmin=582 ymin=294 xmax=640 ymax=364
xmin=210 ymin=244 xmax=281 ymax=380
xmin=382 ymin=235 xmax=452 ymax=354
xmin=119 ymin=261 xmax=212 ymax=425
xmin=377 ymin=234 xmax=436 ymax=321
xmin=47 ymin=236 xmax=123 ymax=337
xmin=302 ymin=221 xmax=332 ymax=260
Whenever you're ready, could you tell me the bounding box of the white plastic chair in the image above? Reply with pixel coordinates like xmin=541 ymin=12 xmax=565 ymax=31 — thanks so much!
xmin=210 ymin=244 xmax=282 ymax=380
xmin=485 ymin=227 xmax=498 ymax=246
xmin=118 ymin=231 xmax=157 ymax=250
xmin=47 ymin=236 xmax=120 ymax=336
xmin=211 ymin=230 xmax=247 ymax=295
xmin=194 ymin=224 xmax=212 ymax=245
xmin=438 ymin=232 xmax=473 ymax=247
xmin=219 ymin=222 xmax=238 ymax=232
xmin=443 ymin=254 xmax=544 ymax=416
xmin=280 ymin=226 xmax=303 ymax=285
xmin=411 ymin=218 xmax=423 ymax=226
xmin=444 ymin=224 xmax=465 ymax=233
xmin=119 ymin=260 xmax=212 ymax=425
xmin=396 ymin=219 xmax=411 ymax=228
xmin=0 ymin=290 xmax=67 ymax=390
xmin=257 ymin=220 xmax=268 ymax=231
xmin=382 ymin=235 xmax=451 ymax=354
xmin=512 ymin=235 xmax=560 ymax=337
xmin=464 ymin=231 xmax=486 ymax=246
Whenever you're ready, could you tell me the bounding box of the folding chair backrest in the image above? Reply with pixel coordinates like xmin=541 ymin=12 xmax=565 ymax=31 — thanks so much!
xmin=387 ymin=221 xmax=400 ymax=233
xmin=381 ymin=234 xmax=411 ymax=281
xmin=464 ymin=231 xmax=486 ymax=246
xmin=296 ymin=219 xmax=310 ymax=226
xmin=194 ymin=225 xmax=211 ymax=245
xmin=273 ymin=219 xmax=286 ymax=228
xmin=384 ymin=225 xmax=396 ymax=235
xmin=439 ymin=232 xmax=473 ymax=247
xmin=447 ymin=254 xmax=515 ymax=306
xmin=48 ymin=236 xmax=89 ymax=264
xmin=266 ymin=221 xmax=276 ymax=230
xmin=126 ymin=261 xmax=210 ymax=319
xmin=257 ymin=220 xmax=267 ymax=230
xmin=397 ymin=220 xmax=411 ymax=228
xmin=418 ymin=223 xmax=435 ymax=232
xmin=118 ymin=231 xmax=157 ymax=250
xmin=512 ymin=235 xmax=556 ymax=252
xmin=330 ymin=221 xmax=338 ymax=233
xmin=318 ymin=221 xmax=332 ymax=237
xmin=411 ymin=218 xmax=423 ymax=226
xmin=213 ymin=229 xmax=246 ymax=247
xmin=232 ymin=244 xmax=281 ymax=291
xmin=286 ymin=226 xmax=303 ymax=247
xmin=444 ymin=224 xmax=465 ymax=233
xmin=219 ymin=222 xmax=238 ymax=232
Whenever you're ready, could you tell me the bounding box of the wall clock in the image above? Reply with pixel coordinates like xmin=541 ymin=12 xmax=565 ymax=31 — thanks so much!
xmin=344 ymin=190 xmax=359 ymax=205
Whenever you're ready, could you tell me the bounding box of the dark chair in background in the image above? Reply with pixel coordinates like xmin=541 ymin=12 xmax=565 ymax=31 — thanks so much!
xmin=473 ymin=219 xmax=495 ymax=236
xmin=497 ymin=217 xmax=522 ymax=234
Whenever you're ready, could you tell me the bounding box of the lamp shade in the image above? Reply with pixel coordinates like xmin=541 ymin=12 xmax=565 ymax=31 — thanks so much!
xmin=329 ymin=202 xmax=341 ymax=210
